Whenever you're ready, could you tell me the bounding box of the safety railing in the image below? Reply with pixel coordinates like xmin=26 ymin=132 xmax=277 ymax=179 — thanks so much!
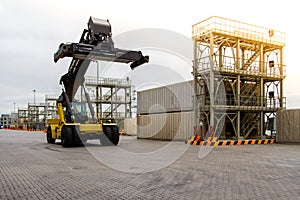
xmin=197 ymin=58 xmax=286 ymax=78
xmin=198 ymin=95 xmax=286 ymax=109
xmin=85 ymin=76 xmax=131 ymax=87
xmin=192 ymin=16 xmax=286 ymax=46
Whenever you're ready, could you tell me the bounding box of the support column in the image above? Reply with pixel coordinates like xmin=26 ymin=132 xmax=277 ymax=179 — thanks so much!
xmin=96 ymin=86 xmax=99 ymax=118
xmin=260 ymin=43 xmax=264 ymax=74
xmin=209 ymin=33 xmax=215 ymax=137
xmin=260 ymin=112 xmax=264 ymax=138
xmin=260 ymin=78 xmax=264 ymax=137
xmin=110 ymin=87 xmax=113 ymax=119
xmin=237 ymin=75 xmax=241 ymax=139
xmin=193 ymin=40 xmax=199 ymax=136
xmin=99 ymin=85 xmax=102 ymax=119
xmin=241 ymin=49 xmax=245 ymax=68
xmin=129 ymin=87 xmax=132 ymax=118
xmin=236 ymin=39 xmax=241 ymax=139
xmin=219 ymin=46 xmax=223 ymax=70
xmin=280 ymin=48 xmax=284 ymax=108
xmin=236 ymin=39 xmax=240 ymax=70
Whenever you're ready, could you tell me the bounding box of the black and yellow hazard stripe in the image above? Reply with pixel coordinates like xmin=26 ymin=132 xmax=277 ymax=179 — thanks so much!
xmin=185 ymin=138 xmax=275 ymax=146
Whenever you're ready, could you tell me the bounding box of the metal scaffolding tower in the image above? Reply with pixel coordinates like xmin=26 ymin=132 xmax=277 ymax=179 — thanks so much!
xmin=16 ymin=95 xmax=57 ymax=130
xmin=85 ymin=76 xmax=132 ymax=121
xmin=27 ymin=103 xmax=48 ymax=130
xmin=45 ymin=94 xmax=58 ymax=120
xmin=17 ymin=108 xmax=28 ymax=129
xmin=192 ymin=16 xmax=286 ymax=140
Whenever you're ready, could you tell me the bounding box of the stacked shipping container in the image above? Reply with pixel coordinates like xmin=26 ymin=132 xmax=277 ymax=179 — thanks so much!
xmin=276 ymin=109 xmax=300 ymax=142
xmin=137 ymin=81 xmax=194 ymax=140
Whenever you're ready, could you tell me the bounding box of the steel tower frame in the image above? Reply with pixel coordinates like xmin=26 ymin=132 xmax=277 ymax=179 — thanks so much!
xmin=84 ymin=76 xmax=132 ymax=121
xmin=192 ymin=16 xmax=286 ymax=140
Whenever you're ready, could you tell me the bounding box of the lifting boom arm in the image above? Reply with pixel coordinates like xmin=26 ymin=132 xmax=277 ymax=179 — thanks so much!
xmin=55 ymin=17 xmax=149 ymax=102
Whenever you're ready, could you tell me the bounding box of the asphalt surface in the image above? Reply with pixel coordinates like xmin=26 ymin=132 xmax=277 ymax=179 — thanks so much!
xmin=0 ymin=129 xmax=299 ymax=199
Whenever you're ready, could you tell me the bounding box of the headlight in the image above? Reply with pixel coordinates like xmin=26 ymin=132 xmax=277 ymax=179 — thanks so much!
xmin=71 ymin=115 xmax=75 ymax=123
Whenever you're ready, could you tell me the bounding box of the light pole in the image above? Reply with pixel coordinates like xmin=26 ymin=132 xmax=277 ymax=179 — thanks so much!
xmin=33 ymin=89 xmax=36 ymax=105
xmin=32 ymin=89 xmax=37 ymax=130
xmin=13 ymin=102 xmax=16 ymax=127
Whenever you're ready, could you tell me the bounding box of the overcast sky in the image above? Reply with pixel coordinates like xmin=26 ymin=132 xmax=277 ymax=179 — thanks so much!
xmin=0 ymin=0 xmax=299 ymax=114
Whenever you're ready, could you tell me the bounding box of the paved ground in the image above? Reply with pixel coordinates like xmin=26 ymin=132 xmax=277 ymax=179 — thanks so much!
xmin=0 ymin=130 xmax=299 ymax=200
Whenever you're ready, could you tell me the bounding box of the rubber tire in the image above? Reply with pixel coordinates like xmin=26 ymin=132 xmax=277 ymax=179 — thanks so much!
xmin=73 ymin=126 xmax=83 ymax=146
xmin=61 ymin=126 xmax=73 ymax=147
xmin=46 ymin=126 xmax=56 ymax=144
xmin=101 ymin=126 xmax=119 ymax=146
xmin=101 ymin=126 xmax=114 ymax=146
xmin=111 ymin=126 xmax=120 ymax=145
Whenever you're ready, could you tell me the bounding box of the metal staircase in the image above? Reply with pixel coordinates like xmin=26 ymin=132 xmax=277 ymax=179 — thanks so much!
xmin=240 ymin=112 xmax=259 ymax=139
xmin=243 ymin=50 xmax=260 ymax=70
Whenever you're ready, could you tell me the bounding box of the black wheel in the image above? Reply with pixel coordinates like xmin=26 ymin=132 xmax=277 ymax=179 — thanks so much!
xmin=46 ymin=126 xmax=56 ymax=144
xmin=73 ymin=126 xmax=83 ymax=146
xmin=61 ymin=126 xmax=73 ymax=147
xmin=101 ymin=126 xmax=119 ymax=146
xmin=101 ymin=126 xmax=114 ymax=146
xmin=111 ymin=126 xmax=120 ymax=145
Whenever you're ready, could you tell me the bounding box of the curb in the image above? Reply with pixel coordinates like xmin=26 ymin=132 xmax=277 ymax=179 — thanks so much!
xmin=185 ymin=136 xmax=275 ymax=146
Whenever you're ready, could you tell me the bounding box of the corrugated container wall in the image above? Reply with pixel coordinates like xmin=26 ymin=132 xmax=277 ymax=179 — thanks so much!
xmin=137 ymin=112 xmax=194 ymax=140
xmin=137 ymin=81 xmax=194 ymax=114
xmin=277 ymin=109 xmax=300 ymax=142
xmin=124 ymin=118 xmax=137 ymax=136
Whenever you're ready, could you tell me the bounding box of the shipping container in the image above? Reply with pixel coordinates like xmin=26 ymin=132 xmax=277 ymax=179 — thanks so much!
xmin=276 ymin=109 xmax=300 ymax=142
xmin=137 ymin=80 xmax=194 ymax=115
xmin=124 ymin=118 xmax=137 ymax=135
xmin=137 ymin=111 xmax=194 ymax=140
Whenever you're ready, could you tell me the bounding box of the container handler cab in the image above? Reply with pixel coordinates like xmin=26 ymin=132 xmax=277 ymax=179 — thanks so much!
xmin=47 ymin=17 xmax=149 ymax=147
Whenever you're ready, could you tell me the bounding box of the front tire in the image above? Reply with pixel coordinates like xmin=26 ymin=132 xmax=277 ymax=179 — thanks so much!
xmin=73 ymin=126 xmax=83 ymax=146
xmin=61 ymin=126 xmax=73 ymax=147
xmin=101 ymin=126 xmax=119 ymax=146
xmin=111 ymin=126 xmax=120 ymax=145
xmin=46 ymin=126 xmax=56 ymax=144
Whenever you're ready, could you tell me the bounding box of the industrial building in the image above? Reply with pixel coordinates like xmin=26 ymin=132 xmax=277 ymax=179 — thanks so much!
xmin=0 ymin=113 xmax=16 ymax=129
xmin=138 ymin=16 xmax=286 ymax=141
